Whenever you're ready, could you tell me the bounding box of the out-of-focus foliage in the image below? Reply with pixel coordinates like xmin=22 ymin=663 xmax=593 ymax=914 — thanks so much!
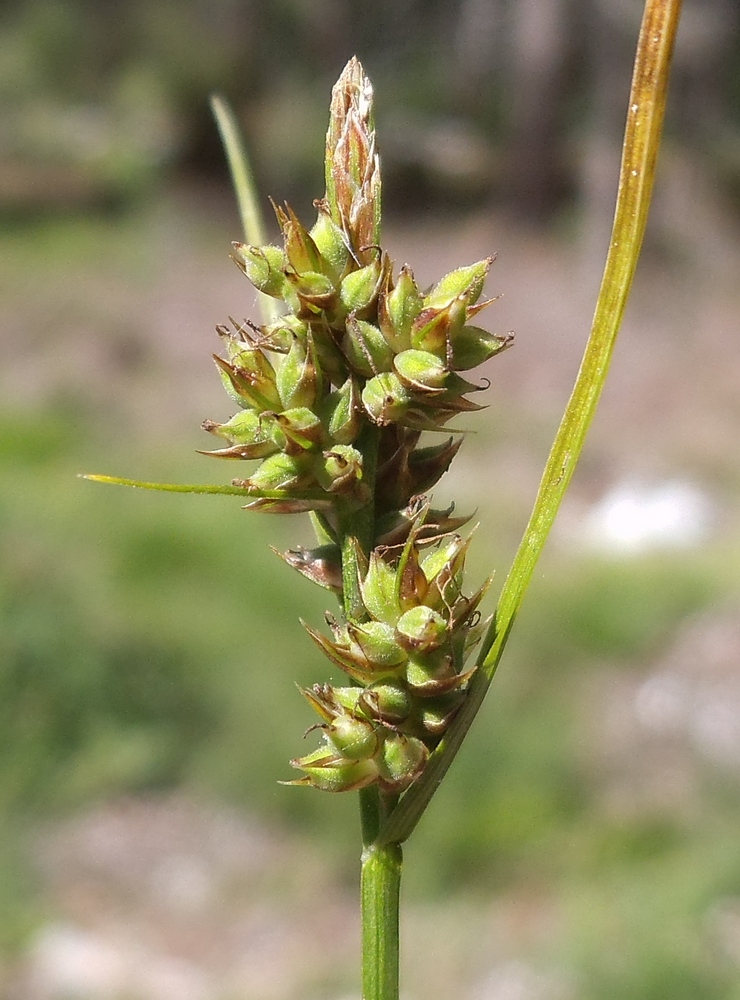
xmin=3 ymin=0 xmax=740 ymax=216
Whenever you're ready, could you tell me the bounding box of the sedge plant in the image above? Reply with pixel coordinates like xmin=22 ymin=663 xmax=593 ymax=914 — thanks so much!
xmin=85 ymin=0 xmax=682 ymax=995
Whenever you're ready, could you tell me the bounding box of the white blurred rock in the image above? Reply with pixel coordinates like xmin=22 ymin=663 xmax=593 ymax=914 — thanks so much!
xmin=470 ymin=960 xmax=570 ymax=1000
xmin=580 ymin=479 xmax=713 ymax=554
xmin=27 ymin=924 xmax=129 ymax=999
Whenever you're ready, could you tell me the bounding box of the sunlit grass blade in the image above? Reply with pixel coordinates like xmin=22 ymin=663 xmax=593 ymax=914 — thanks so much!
xmin=210 ymin=94 xmax=280 ymax=325
xmin=377 ymin=0 xmax=683 ymax=848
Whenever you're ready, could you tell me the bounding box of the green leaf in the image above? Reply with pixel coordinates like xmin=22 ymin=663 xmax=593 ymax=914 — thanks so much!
xmin=210 ymin=94 xmax=280 ymax=324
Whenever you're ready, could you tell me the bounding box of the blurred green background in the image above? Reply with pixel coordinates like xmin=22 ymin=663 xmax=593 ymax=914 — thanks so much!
xmin=2 ymin=1 xmax=740 ymax=998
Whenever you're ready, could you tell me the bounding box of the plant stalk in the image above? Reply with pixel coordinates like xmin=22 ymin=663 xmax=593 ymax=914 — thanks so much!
xmin=333 ymin=423 xmax=401 ymax=998
xmin=361 ymin=842 xmax=402 ymax=1000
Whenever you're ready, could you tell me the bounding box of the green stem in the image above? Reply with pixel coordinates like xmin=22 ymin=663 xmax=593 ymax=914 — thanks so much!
xmin=333 ymin=423 xmax=400 ymax=997
xmin=378 ymin=0 xmax=682 ymax=847
xmin=337 ymin=423 xmax=381 ymax=622
xmin=361 ymin=842 xmax=402 ymax=1000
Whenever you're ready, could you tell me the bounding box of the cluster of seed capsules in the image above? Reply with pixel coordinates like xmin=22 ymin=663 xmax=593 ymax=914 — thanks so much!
xmin=202 ymin=59 xmax=512 ymax=793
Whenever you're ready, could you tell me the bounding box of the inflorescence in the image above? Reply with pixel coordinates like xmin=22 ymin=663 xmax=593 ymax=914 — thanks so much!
xmin=201 ymin=58 xmax=512 ymax=793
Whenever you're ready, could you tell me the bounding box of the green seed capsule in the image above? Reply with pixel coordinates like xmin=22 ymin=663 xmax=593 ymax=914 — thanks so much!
xmin=246 ymin=452 xmax=311 ymax=492
xmin=316 ymin=445 xmax=364 ymax=494
xmin=410 ymin=295 xmax=467 ymax=357
xmin=284 ymin=270 xmax=338 ymax=313
xmin=394 ymin=349 xmax=449 ymax=391
xmin=213 ymin=355 xmax=283 ymax=413
xmin=359 ymin=680 xmax=412 ymax=725
xmin=362 ymin=372 xmax=410 ymax=425
xmin=448 ymin=327 xmax=513 ymax=371
xmin=200 ymin=410 xmax=279 ymax=460
xmin=421 ymin=533 xmax=467 ymax=585
xmin=231 ymin=243 xmax=286 ymax=297
xmin=360 ymin=550 xmax=402 ymax=624
xmin=348 ymin=620 xmax=407 ymax=670
xmin=405 ymin=650 xmax=456 ymax=694
xmin=310 ymin=207 xmax=351 ymax=280
xmin=378 ymin=732 xmax=428 ymax=791
xmin=202 ymin=409 xmax=264 ymax=444
xmin=378 ymin=264 xmax=422 ymax=353
xmin=340 ymin=259 xmax=383 ymax=314
xmin=396 ymin=605 xmax=448 ymax=652
xmin=425 ymin=257 xmax=493 ymax=308
xmin=322 ymin=378 xmax=361 ymax=445
xmin=327 ymin=715 xmax=380 ymax=761
xmin=274 ymin=408 xmax=323 ymax=453
xmin=261 ymin=315 xmax=309 ymax=354
xmin=289 ymin=746 xmax=378 ymax=792
xmin=418 ymin=692 xmax=465 ymax=737
xmin=342 ymin=316 xmax=394 ymax=377
xmin=277 ymin=333 xmax=321 ymax=410
xmin=283 ymin=213 xmax=324 ymax=275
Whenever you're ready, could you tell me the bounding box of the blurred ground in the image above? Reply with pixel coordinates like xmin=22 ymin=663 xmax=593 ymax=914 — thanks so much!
xmin=1 ymin=176 xmax=739 ymax=998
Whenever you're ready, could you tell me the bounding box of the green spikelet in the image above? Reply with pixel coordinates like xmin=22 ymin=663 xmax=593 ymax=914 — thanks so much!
xmin=291 ymin=507 xmax=491 ymax=793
